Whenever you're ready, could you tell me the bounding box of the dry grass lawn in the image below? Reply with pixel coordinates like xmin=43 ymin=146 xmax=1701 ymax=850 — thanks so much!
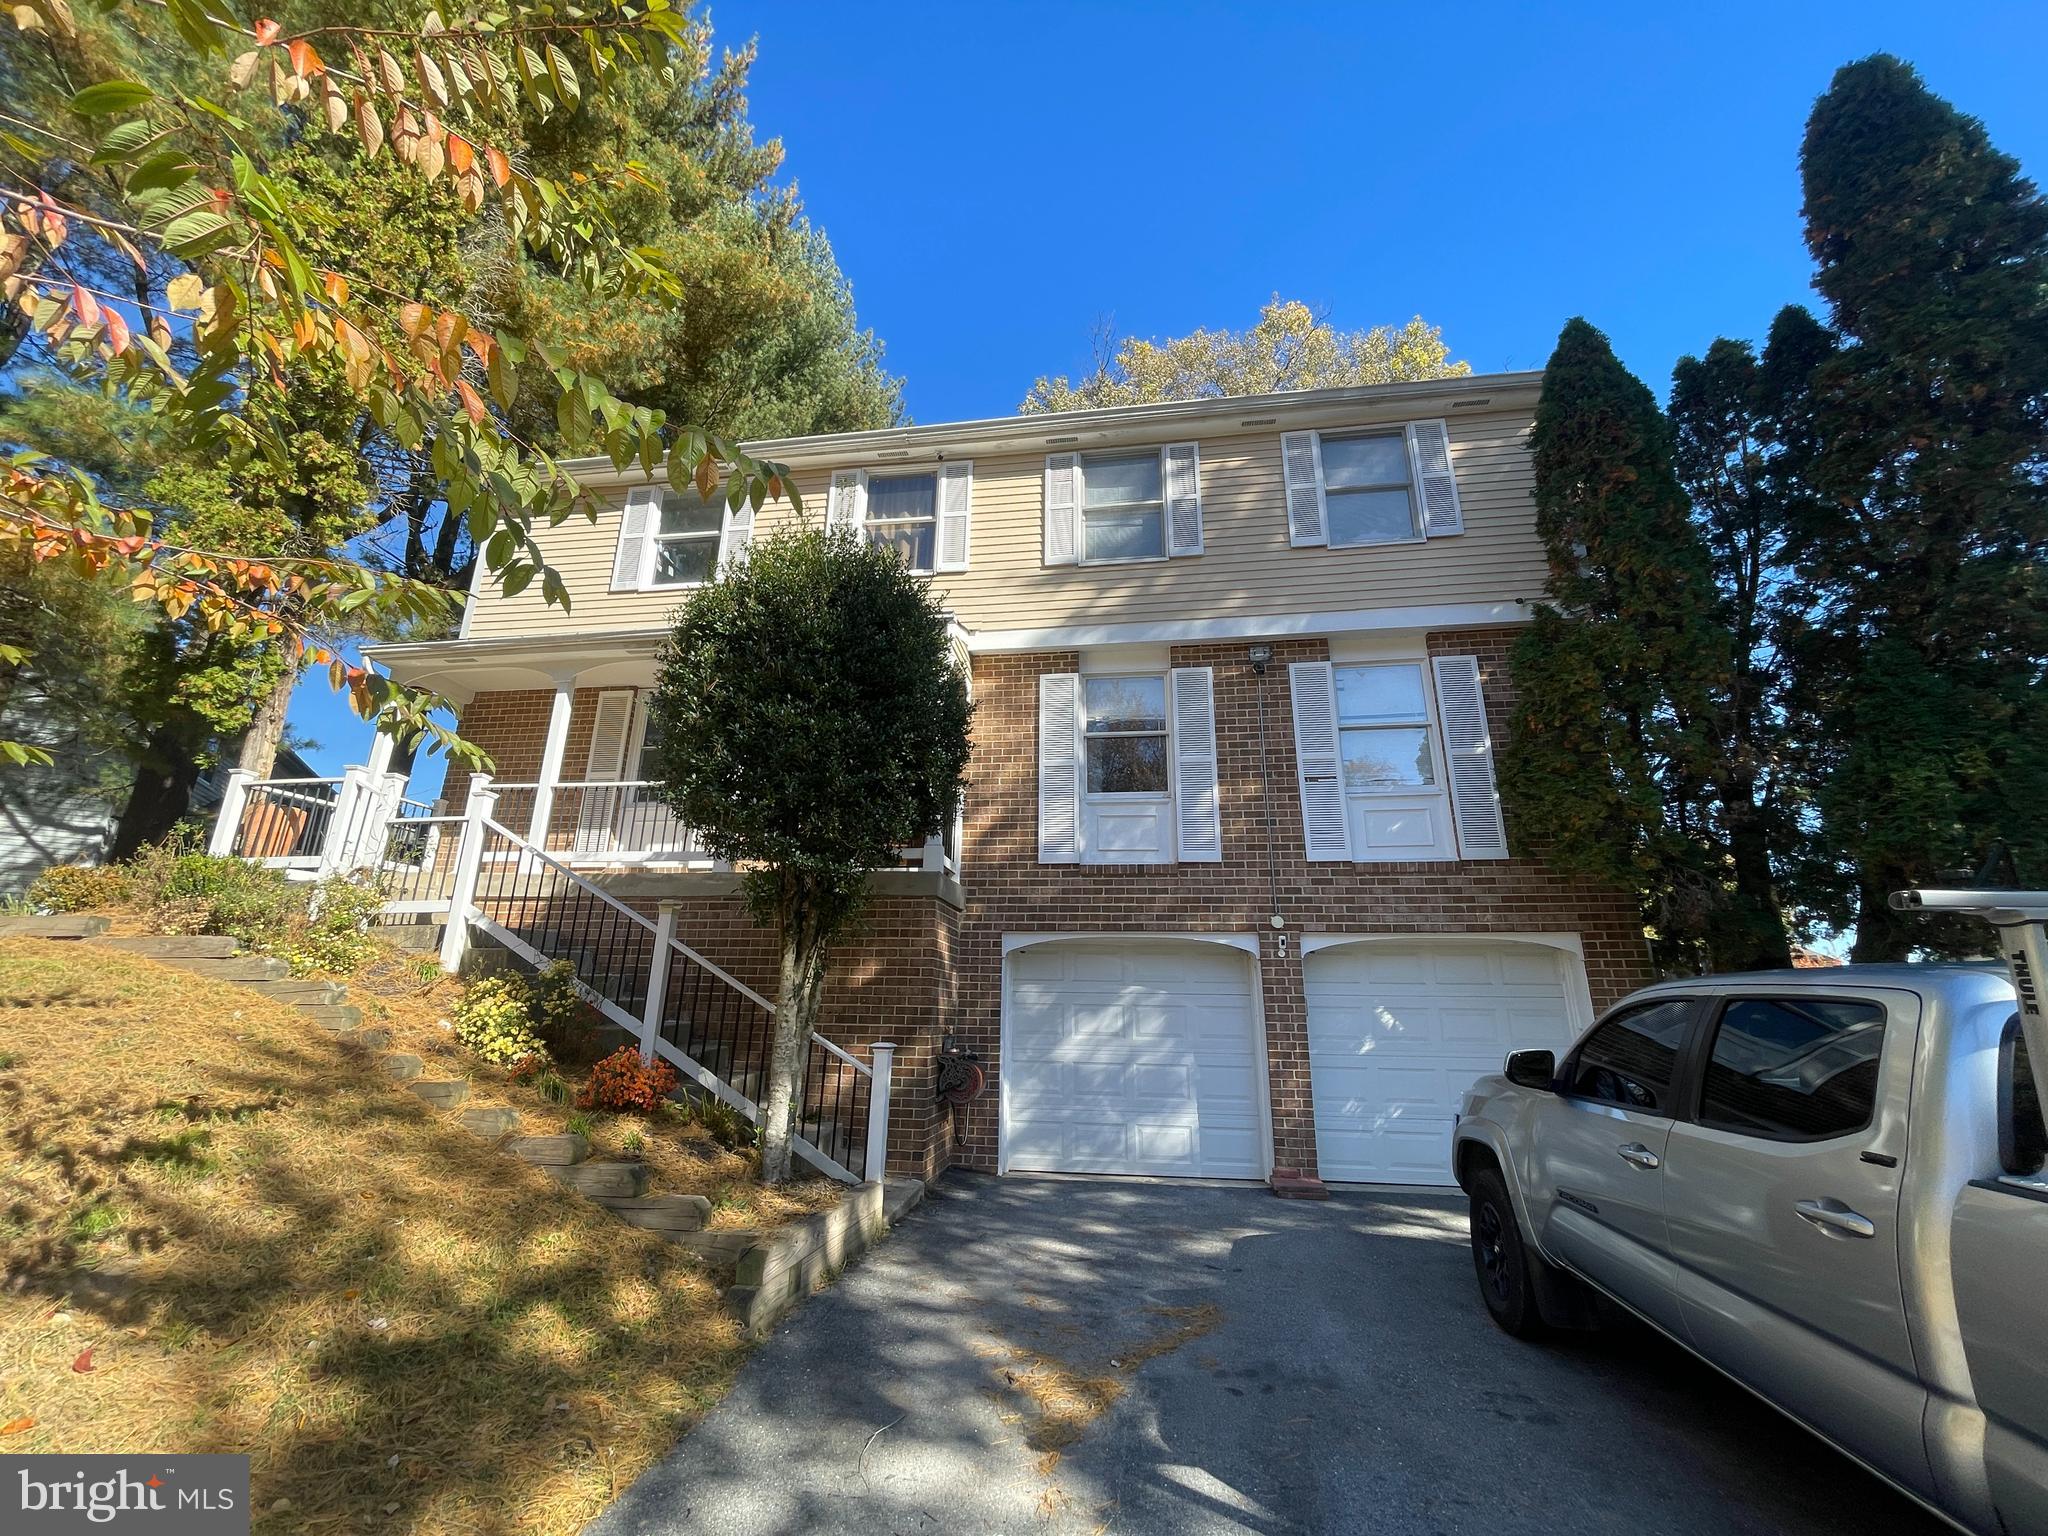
xmin=0 ymin=938 xmax=753 ymax=1532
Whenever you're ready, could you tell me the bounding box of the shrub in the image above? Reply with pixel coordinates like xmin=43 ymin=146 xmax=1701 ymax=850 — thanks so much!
xmin=273 ymin=875 xmax=385 ymax=976
xmin=25 ymin=863 xmax=132 ymax=913
xmin=693 ymin=1090 xmax=756 ymax=1153
xmin=125 ymin=839 xmax=299 ymax=951
xmin=452 ymin=975 xmax=550 ymax=1068
xmin=579 ymin=1047 xmax=679 ymax=1113
xmin=530 ymin=960 xmax=600 ymax=1058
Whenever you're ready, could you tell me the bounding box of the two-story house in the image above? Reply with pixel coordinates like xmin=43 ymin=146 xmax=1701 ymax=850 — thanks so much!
xmin=358 ymin=369 xmax=1651 ymax=1194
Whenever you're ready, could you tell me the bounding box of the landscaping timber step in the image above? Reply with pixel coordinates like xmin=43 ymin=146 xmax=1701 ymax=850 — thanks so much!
xmin=373 ymin=921 xmax=443 ymax=953
xmin=504 ymin=1133 xmax=588 ymax=1166
xmin=378 ymin=1053 xmax=423 ymax=1083
xmin=408 ymin=1078 xmax=470 ymax=1109
xmin=297 ymin=1004 xmax=366 ymax=1032
xmin=457 ymin=1106 xmax=520 ymax=1139
xmin=0 ymin=915 xmax=107 ymax=940
xmin=243 ymin=979 xmax=348 ymax=1005
xmin=91 ymin=934 xmax=240 ymax=959
xmin=156 ymin=955 xmax=291 ymax=982
xmin=591 ymin=1193 xmax=711 ymax=1234
xmin=342 ymin=1026 xmax=393 ymax=1050
xmin=546 ymin=1160 xmax=651 ymax=1199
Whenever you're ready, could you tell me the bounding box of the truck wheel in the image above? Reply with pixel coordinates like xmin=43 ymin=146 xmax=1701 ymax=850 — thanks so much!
xmin=1469 ymin=1167 xmax=1543 ymax=1338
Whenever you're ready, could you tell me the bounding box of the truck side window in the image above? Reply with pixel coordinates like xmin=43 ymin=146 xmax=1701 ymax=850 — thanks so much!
xmin=2000 ymin=1015 xmax=2046 ymax=1176
xmin=1561 ymin=999 xmax=1695 ymax=1113
xmin=1697 ymin=997 xmax=1885 ymax=1141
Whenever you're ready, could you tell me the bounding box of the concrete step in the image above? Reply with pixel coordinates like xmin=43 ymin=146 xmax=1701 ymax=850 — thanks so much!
xmin=592 ymin=1193 xmax=711 ymax=1233
xmin=158 ymin=955 xmax=290 ymax=982
xmin=505 ymin=1133 xmax=588 ymax=1166
xmin=375 ymin=921 xmax=444 ymax=953
xmin=92 ymin=934 xmax=241 ymax=959
xmin=245 ymin=979 xmax=348 ymax=1005
xmin=547 ymin=1160 xmax=651 ymax=1199
xmin=408 ymin=1078 xmax=470 ymax=1109
xmin=457 ymin=1106 xmax=520 ymax=1139
xmin=378 ymin=1053 xmax=423 ymax=1083
xmin=0 ymin=915 xmax=108 ymax=939
xmin=298 ymin=1004 xmax=365 ymax=1032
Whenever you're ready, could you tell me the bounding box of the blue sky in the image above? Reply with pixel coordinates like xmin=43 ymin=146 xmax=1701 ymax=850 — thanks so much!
xmin=290 ymin=0 xmax=2047 ymax=789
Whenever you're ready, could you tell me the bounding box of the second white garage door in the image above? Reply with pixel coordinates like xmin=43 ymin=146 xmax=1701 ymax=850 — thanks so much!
xmin=1306 ymin=941 xmax=1579 ymax=1185
xmin=1005 ymin=941 xmax=1265 ymax=1179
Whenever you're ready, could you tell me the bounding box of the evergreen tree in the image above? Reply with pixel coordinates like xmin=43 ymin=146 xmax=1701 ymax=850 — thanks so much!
xmin=1499 ymin=319 xmax=1735 ymax=971
xmin=1797 ymin=55 xmax=2048 ymax=958
xmin=1666 ymin=305 xmax=1839 ymax=969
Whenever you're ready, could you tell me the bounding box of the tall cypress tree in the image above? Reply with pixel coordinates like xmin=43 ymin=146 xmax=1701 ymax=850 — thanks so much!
xmin=1501 ymin=319 xmax=1737 ymax=970
xmin=1667 ymin=305 xmax=1839 ymax=969
xmin=1797 ymin=55 xmax=2048 ymax=958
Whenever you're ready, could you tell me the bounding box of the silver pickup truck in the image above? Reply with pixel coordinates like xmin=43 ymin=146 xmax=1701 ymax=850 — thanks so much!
xmin=1453 ymin=890 xmax=2048 ymax=1536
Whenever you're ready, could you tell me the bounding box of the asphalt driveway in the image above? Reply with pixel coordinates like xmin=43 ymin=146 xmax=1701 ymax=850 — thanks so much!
xmin=589 ymin=1173 xmax=1946 ymax=1536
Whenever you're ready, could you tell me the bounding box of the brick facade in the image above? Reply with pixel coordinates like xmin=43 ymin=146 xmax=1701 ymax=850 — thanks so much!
xmin=448 ymin=625 xmax=1651 ymax=1184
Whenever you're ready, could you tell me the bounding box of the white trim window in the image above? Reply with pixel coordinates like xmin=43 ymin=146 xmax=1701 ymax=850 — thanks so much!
xmin=1289 ymin=652 xmax=1505 ymax=862
xmin=1037 ymin=666 xmax=1222 ymax=865
xmin=1042 ymin=444 xmax=1202 ymax=567
xmin=825 ymin=463 xmax=974 ymax=575
xmin=1282 ymin=420 xmax=1465 ymax=548
xmin=610 ymin=485 xmax=754 ymax=592
xmin=1084 ymin=674 xmax=1170 ymax=794
xmin=1336 ymin=663 xmax=1438 ymax=793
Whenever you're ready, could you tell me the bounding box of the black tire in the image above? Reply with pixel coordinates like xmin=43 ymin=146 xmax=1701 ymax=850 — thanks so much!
xmin=1469 ymin=1167 xmax=1544 ymax=1338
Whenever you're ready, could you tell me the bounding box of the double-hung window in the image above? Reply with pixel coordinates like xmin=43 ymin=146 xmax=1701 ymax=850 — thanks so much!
xmin=648 ymin=491 xmax=725 ymax=587
xmin=1083 ymin=675 xmax=1170 ymax=794
xmin=1080 ymin=453 xmax=1166 ymax=563
xmin=862 ymin=472 xmax=938 ymax=573
xmin=1320 ymin=433 xmax=1420 ymax=547
xmin=1336 ymin=663 xmax=1437 ymax=792
xmin=1281 ymin=419 xmax=1464 ymax=547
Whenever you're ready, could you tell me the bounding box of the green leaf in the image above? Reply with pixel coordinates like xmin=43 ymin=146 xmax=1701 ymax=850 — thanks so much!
xmin=501 ymin=562 xmax=534 ymax=597
xmin=160 ymin=210 xmax=233 ymax=256
xmin=124 ymin=151 xmax=198 ymax=195
xmin=88 ymin=118 xmax=166 ymax=165
xmin=165 ymin=0 xmax=228 ymax=53
xmin=69 ymin=80 xmax=155 ymax=116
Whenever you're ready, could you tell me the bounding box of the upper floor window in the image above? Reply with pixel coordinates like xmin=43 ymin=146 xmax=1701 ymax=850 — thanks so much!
xmin=1336 ymin=663 xmax=1437 ymax=791
xmin=611 ymin=486 xmax=752 ymax=593
xmin=863 ymin=472 xmax=937 ymax=573
xmin=1083 ymin=675 xmax=1169 ymax=793
xmin=828 ymin=464 xmax=974 ymax=573
xmin=1042 ymin=444 xmax=1203 ymax=567
xmin=1281 ymin=420 xmax=1465 ymax=548
xmin=649 ymin=492 xmax=725 ymax=587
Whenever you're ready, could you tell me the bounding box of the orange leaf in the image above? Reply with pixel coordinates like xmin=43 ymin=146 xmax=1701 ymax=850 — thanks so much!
xmin=102 ymin=307 xmax=130 ymax=354
xmin=72 ymin=1347 xmax=95 ymax=1374
xmin=253 ymin=17 xmax=280 ymax=44
xmin=484 ymin=145 xmax=511 ymax=188
xmin=446 ymin=132 xmax=474 ymax=176
xmin=322 ymin=270 xmax=349 ymax=305
xmin=70 ymin=284 xmax=99 ymax=328
xmin=0 ymin=1416 xmax=34 ymax=1435
xmin=398 ymin=302 xmax=429 ymax=340
xmin=287 ymin=38 xmax=323 ymax=78
xmin=455 ymin=378 xmax=487 ymax=425
xmin=462 ymin=328 xmax=493 ymax=367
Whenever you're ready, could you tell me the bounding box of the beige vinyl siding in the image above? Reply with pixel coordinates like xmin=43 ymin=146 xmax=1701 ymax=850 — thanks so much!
xmin=461 ymin=409 xmax=1545 ymax=642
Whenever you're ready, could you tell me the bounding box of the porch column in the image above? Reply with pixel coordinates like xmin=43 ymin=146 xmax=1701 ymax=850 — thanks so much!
xmin=364 ymin=723 xmax=397 ymax=780
xmin=527 ymin=670 xmax=578 ymax=848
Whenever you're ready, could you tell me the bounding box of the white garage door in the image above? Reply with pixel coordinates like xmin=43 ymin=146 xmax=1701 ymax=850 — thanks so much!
xmin=1306 ymin=941 xmax=1578 ymax=1185
xmin=1005 ymin=941 xmax=1264 ymax=1179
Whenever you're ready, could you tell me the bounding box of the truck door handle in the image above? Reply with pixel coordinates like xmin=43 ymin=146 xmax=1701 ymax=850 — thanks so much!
xmin=1795 ymin=1198 xmax=1876 ymax=1239
xmin=1616 ymin=1143 xmax=1661 ymax=1170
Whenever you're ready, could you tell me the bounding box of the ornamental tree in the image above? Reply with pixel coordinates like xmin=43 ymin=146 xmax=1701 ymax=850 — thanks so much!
xmin=0 ymin=0 xmax=794 ymax=769
xmin=645 ymin=526 xmax=971 ymax=1183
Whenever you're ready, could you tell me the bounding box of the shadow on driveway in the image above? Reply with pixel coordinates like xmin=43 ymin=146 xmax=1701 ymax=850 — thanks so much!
xmin=588 ymin=1172 xmax=1945 ymax=1535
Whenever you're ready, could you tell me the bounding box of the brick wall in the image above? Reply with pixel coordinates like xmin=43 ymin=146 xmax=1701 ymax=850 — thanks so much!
xmin=448 ymin=624 xmax=1651 ymax=1182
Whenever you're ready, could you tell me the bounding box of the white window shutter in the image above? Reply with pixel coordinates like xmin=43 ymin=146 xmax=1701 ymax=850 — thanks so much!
xmin=1288 ymin=661 xmax=1352 ymax=861
xmin=1043 ymin=453 xmax=1080 ymax=566
xmin=1164 ymin=443 xmax=1203 ymax=556
xmin=827 ymin=469 xmax=867 ymax=533
xmin=1431 ymin=655 xmax=1508 ymax=858
xmin=1170 ymin=666 xmax=1222 ymax=861
xmin=1407 ymin=420 xmax=1464 ymax=536
xmin=1037 ymin=673 xmax=1082 ymax=864
xmin=935 ymin=461 xmax=972 ymax=571
xmin=720 ymin=496 xmax=755 ymax=572
xmin=1281 ymin=431 xmax=1327 ymax=547
xmin=574 ymin=690 xmax=636 ymax=852
xmin=611 ymin=487 xmax=656 ymax=590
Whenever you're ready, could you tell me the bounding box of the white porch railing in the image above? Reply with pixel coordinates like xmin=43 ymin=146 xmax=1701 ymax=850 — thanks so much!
xmin=488 ymin=779 xmax=719 ymax=868
xmin=210 ymin=766 xmax=897 ymax=1185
